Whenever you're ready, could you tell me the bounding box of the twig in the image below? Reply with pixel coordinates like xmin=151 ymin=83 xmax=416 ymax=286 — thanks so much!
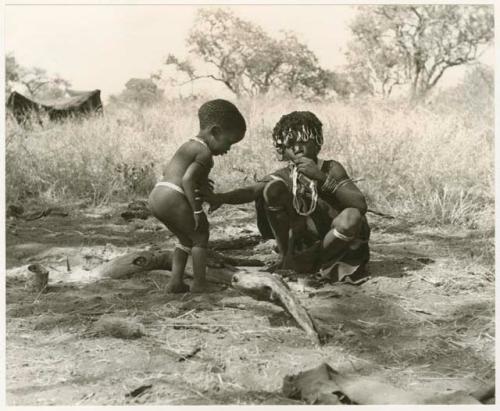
xmin=408 ymin=308 xmax=433 ymax=315
xmin=162 ymin=323 xmax=228 ymax=331
xmin=125 ymin=384 xmax=152 ymax=398
xmin=150 ymin=279 xmax=161 ymax=290
xmin=414 ymin=274 xmax=439 ymax=286
xmin=76 ymin=392 xmax=95 ymax=405
xmin=175 ymin=309 xmax=196 ymax=319
xmin=367 ymin=208 xmax=395 ymax=219
xmin=32 ymin=284 xmax=48 ymax=303
xmin=217 ymin=302 xmax=246 ymax=310
xmin=418 ymin=377 xmax=463 ymax=380
xmin=210 ymin=235 xmax=261 ymax=251
xmin=178 ymin=346 xmax=201 ymax=362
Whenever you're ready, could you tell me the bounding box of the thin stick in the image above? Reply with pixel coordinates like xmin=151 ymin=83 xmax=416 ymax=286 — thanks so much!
xmin=162 ymin=323 xmax=229 ymax=330
xmin=367 ymin=208 xmax=395 ymax=219
xmin=32 ymin=284 xmax=48 ymax=303
xmin=175 ymin=308 xmax=196 ymax=319
xmin=150 ymin=278 xmax=161 ymax=290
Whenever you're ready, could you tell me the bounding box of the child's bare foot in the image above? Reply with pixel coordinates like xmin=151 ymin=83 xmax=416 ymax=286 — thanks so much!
xmin=190 ymin=280 xmax=208 ymax=293
xmin=165 ymin=280 xmax=189 ymax=293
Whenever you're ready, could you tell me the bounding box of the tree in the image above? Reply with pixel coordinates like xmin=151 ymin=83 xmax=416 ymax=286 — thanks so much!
xmin=6 ymin=54 xmax=21 ymax=99
xmin=463 ymin=64 xmax=494 ymax=98
xmin=5 ymin=53 xmax=71 ymax=99
xmin=165 ymin=8 xmax=333 ymax=98
xmin=347 ymin=5 xmax=494 ymax=99
xmin=23 ymin=67 xmax=71 ymax=99
xmin=274 ymin=32 xmax=334 ymax=99
xmin=6 ymin=53 xmax=20 ymax=91
xmin=442 ymin=63 xmax=493 ymax=109
xmin=345 ymin=28 xmax=407 ymax=97
xmin=110 ymin=77 xmax=164 ymax=107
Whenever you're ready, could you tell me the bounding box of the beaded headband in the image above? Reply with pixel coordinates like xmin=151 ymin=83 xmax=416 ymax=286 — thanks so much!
xmin=273 ymin=125 xmax=323 ymax=160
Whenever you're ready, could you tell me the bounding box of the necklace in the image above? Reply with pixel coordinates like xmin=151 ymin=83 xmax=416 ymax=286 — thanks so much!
xmin=291 ymin=165 xmax=318 ymax=216
xmin=190 ymin=136 xmax=209 ymax=149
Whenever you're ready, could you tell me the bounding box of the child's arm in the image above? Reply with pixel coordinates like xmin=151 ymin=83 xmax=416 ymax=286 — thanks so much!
xmin=182 ymin=162 xmax=208 ymax=212
xmin=206 ymin=183 xmax=266 ymax=213
xmin=219 ymin=183 xmax=266 ymax=204
xmin=182 ymin=152 xmax=213 ymax=229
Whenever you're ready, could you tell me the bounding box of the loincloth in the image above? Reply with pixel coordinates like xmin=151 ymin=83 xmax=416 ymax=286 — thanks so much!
xmin=154 ymin=181 xmax=185 ymax=196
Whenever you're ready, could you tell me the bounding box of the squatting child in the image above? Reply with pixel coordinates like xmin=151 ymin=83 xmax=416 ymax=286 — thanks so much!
xmin=148 ymin=99 xmax=246 ymax=293
xmin=205 ymin=110 xmax=370 ymax=284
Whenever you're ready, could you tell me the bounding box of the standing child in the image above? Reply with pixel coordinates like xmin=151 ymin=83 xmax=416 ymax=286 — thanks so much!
xmin=148 ymin=99 xmax=246 ymax=293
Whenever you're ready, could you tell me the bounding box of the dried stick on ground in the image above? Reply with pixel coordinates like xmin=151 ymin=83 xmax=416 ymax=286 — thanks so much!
xmin=232 ymin=270 xmax=322 ymax=345
xmin=210 ymin=235 xmax=262 ymax=251
xmin=93 ymin=249 xmax=255 ymax=282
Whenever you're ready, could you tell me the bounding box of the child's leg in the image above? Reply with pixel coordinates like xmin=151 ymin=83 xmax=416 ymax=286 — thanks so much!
xmin=149 ymin=186 xmax=194 ymax=293
xmin=263 ymin=180 xmax=294 ymax=268
xmin=190 ymin=246 xmax=207 ymax=293
xmin=166 ymin=243 xmax=191 ymax=293
xmin=321 ymin=208 xmax=362 ymax=264
xmin=190 ymin=212 xmax=209 ymax=293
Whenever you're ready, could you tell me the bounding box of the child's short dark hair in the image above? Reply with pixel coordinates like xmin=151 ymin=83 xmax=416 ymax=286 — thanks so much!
xmin=198 ymin=99 xmax=246 ymax=133
xmin=272 ymin=111 xmax=323 ymax=159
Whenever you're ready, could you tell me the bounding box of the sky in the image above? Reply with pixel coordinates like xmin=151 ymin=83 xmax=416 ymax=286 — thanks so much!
xmin=5 ymin=4 xmax=495 ymax=100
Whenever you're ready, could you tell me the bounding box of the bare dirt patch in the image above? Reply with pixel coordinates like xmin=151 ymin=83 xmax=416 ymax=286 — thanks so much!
xmin=5 ymin=204 xmax=495 ymax=405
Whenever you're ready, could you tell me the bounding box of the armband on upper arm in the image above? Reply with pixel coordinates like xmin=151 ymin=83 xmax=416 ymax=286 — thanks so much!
xmin=321 ymin=173 xmax=352 ymax=196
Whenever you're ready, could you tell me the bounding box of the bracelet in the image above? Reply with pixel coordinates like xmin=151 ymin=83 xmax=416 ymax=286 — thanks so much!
xmin=332 ymin=228 xmax=355 ymax=242
xmin=193 ymin=209 xmax=204 ymax=214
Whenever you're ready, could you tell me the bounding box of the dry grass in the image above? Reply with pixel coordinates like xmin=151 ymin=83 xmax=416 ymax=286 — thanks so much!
xmin=5 ymin=93 xmax=494 ymax=228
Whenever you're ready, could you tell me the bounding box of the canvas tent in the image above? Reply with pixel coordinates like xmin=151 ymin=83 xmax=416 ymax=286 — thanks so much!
xmin=7 ymin=89 xmax=103 ymax=123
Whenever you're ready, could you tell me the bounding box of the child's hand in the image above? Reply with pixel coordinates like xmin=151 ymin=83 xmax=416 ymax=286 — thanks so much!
xmin=194 ymin=211 xmax=203 ymax=231
xmin=206 ymin=178 xmax=215 ymax=193
xmin=286 ymin=149 xmax=324 ymax=181
xmin=207 ymin=193 xmax=223 ymax=214
xmin=198 ymin=178 xmax=214 ymax=196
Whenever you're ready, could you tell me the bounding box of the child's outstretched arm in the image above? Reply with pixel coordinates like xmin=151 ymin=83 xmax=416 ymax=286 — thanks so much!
xmin=219 ymin=183 xmax=266 ymax=203
xmin=206 ymin=182 xmax=266 ymax=213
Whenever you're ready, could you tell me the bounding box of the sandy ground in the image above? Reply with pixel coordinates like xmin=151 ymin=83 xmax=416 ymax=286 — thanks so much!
xmin=5 ymin=203 xmax=495 ymax=405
